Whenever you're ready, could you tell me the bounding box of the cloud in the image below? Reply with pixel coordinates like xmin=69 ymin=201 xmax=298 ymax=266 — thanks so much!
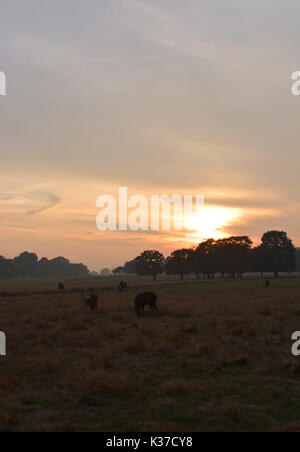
xmin=24 ymin=191 xmax=60 ymax=215
xmin=0 ymin=190 xmax=60 ymax=215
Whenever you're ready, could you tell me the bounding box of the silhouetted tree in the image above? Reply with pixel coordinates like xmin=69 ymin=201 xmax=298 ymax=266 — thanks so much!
xmin=135 ymin=250 xmax=165 ymax=281
xmin=0 ymin=252 xmax=89 ymax=279
xmin=186 ymin=247 xmax=201 ymax=279
xmin=123 ymin=259 xmax=138 ymax=274
xmin=194 ymin=239 xmax=218 ymax=279
xmin=0 ymin=256 xmax=15 ymax=278
xmin=216 ymin=236 xmax=252 ymax=279
xmin=251 ymin=245 xmax=266 ymax=277
xmin=100 ymin=268 xmax=111 ymax=277
xmin=13 ymin=252 xmax=38 ymax=277
xmin=260 ymin=231 xmax=296 ymax=278
xmin=112 ymin=266 xmax=124 ymax=276
xmin=166 ymin=249 xmax=191 ymax=280
xmin=110 ymin=231 xmax=297 ymax=283
xmin=296 ymin=249 xmax=300 ymax=272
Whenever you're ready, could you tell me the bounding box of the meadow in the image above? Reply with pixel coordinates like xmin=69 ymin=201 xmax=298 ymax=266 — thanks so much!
xmin=0 ymin=277 xmax=300 ymax=432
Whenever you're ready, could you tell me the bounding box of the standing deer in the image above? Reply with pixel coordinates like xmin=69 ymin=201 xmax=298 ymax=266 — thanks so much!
xmin=82 ymin=290 xmax=98 ymax=312
xmin=134 ymin=292 xmax=158 ymax=317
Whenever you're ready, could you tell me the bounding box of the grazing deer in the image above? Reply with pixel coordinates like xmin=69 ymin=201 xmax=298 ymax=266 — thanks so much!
xmin=134 ymin=292 xmax=158 ymax=317
xmin=117 ymin=281 xmax=128 ymax=292
xmin=82 ymin=290 xmax=98 ymax=312
xmin=58 ymin=282 xmax=65 ymax=291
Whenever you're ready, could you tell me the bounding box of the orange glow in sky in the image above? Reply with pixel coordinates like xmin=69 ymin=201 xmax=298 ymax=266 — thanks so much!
xmin=185 ymin=206 xmax=243 ymax=242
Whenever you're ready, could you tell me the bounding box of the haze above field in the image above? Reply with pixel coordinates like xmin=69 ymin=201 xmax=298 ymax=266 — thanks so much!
xmin=0 ymin=0 xmax=299 ymax=270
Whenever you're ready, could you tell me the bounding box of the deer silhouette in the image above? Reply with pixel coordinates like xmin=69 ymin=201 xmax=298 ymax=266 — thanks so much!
xmin=134 ymin=292 xmax=158 ymax=317
xmin=82 ymin=290 xmax=98 ymax=312
xmin=58 ymin=282 xmax=65 ymax=291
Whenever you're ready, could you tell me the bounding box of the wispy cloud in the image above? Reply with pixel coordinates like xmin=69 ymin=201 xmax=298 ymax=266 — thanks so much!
xmin=24 ymin=191 xmax=60 ymax=215
xmin=0 ymin=190 xmax=60 ymax=215
xmin=117 ymin=0 xmax=224 ymax=61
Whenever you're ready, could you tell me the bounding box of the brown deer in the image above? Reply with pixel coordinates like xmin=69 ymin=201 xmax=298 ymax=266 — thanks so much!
xmin=134 ymin=292 xmax=158 ymax=317
xmin=82 ymin=290 xmax=98 ymax=312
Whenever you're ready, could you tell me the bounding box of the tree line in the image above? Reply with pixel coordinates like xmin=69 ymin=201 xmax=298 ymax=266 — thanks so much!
xmin=113 ymin=231 xmax=297 ymax=281
xmin=0 ymin=252 xmax=89 ymax=279
xmin=297 ymin=249 xmax=300 ymax=272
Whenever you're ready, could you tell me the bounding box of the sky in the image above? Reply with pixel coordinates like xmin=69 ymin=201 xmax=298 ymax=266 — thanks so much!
xmin=0 ymin=0 xmax=299 ymax=271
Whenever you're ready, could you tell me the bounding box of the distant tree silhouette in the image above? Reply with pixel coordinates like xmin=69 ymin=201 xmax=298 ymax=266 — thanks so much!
xmin=0 ymin=256 xmax=15 ymax=278
xmin=193 ymin=239 xmax=218 ymax=279
xmin=296 ymin=249 xmax=300 ymax=272
xmin=251 ymin=245 xmax=266 ymax=277
xmin=100 ymin=268 xmax=111 ymax=277
xmin=0 ymin=252 xmax=89 ymax=279
xmin=259 ymin=231 xmax=296 ymax=278
xmin=108 ymin=231 xmax=298 ymax=282
xmin=112 ymin=266 xmax=124 ymax=276
xmin=186 ymin=247 xmax=201 ymax=279
xmin=166 ymin=248 xmax=191 ymax=280
xmin=123 ymin=259 xmax=138 ymax=274
xmin=135 ymin=250 xmax=165 ymax=281
xmin=216 ymin=236 xmax=252 ymax=279
xmin=13 ymin=252 xmax=39 ymax=277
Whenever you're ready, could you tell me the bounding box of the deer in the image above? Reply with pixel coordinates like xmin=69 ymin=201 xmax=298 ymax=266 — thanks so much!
xmin=134 ymin=292 xmax=158 ymax=317
xmin=82 ymin=290 xmax=98 ymax=312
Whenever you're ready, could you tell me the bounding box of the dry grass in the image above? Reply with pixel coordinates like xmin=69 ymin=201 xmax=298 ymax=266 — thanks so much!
xmin=0 ymin=279 xmax=300 ymax=431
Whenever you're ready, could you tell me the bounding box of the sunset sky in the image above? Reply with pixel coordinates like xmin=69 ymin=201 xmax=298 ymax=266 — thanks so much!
xmin=0 ymin=0 xmax=299 ymax=271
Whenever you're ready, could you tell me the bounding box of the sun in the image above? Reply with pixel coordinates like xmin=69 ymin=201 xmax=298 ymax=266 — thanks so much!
xmin=185 ymin=206 xmax=242 ymax=242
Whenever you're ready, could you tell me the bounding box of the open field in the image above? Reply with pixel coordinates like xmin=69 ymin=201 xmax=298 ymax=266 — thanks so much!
xmin=1 ymin=278 xmax=300 ymax=432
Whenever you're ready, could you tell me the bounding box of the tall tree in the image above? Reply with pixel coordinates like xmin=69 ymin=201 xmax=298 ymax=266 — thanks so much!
xmin=166 ymin=248 xmax=191 ymax=280
xmin=135 ymin=250 xmax=165 ymax=281
xmin=251 ymin=245 xmax=266 ymax=277
xmin=0 ymin=256 xmax=15 ymax=278
xmin=260 ymin=230 xmax=296 ymax=278
xmin=100 ymin=268 xmax=111 ymax=277
xmin=112 ymin=266 xmax=124 ymax=276
xmin=216 ymin=236 xmax=252 ymax=279
xmin=187 ymin=247 xmax=201 ymax=280
xmin=123 ymin=259 xmax=138 ymax=274
xmin=296 ymin=249 xmax=300 ymax=272
xmin=13 ymin=252 xmax=39 ymax=277
xmin=194 ymin=239 xmax=218 ymax=279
